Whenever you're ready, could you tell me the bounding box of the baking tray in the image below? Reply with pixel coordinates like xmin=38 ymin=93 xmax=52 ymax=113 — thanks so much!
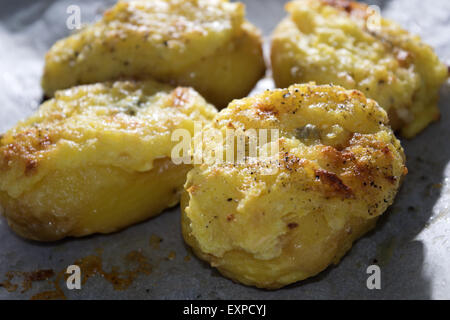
xmin=0 ymin=0 xmax=449 ymax=300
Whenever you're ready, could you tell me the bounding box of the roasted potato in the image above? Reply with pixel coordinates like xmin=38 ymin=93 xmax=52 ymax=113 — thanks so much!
xmin=181 ymin=83 xmax=407 ymax=289
xmin=42 ymin=0 xmax=266 ymax=109
xmin=271 ymin=0 xmax=448 ymax=138
xmin=0 ymin=80 xmax=217 ymax=241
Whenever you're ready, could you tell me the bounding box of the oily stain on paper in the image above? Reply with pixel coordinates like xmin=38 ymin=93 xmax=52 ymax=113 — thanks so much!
xmin=0 ymin=249 xmax=153 ymax=300
xmin=0 ymin=234 xmax=188 ymax=299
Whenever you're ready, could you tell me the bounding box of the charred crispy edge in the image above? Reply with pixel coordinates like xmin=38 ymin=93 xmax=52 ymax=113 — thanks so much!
xmin=255 ymin=101 xmax=280 ymax=118
xmin=43 ymin=0 xmax=264 ymax=104
xmin=1 ymin=83 xmax=190 ymax=177
xmin=287 ymin=222 xmax=299 ymax=229
xmin=315 ymin=169 xmax=354 ymax=198
xmin=0 ymin=125 xmax=55 ymax=177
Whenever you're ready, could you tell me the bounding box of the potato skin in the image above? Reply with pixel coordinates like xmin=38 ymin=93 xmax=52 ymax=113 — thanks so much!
xmin=0 ymin=80 xmax=217 ymax=241
xmin=271 ymin=0 xmax=448 ymax=138
xmin=42 ymin=0 xmax=266 ymax=109
xmin=181 ymin=83 xmax=407 ymax=289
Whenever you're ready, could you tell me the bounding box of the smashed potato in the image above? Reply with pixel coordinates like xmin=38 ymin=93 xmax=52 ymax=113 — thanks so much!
xmin=181 ymin=83 xmax=407 ymax=289
xmin=0 ymin=80 xmax=217 ymax=241
xmin=271 ymin=0 xmax=448 ymax=138
xmin=42 ymin=0 xmax=265 ymax=109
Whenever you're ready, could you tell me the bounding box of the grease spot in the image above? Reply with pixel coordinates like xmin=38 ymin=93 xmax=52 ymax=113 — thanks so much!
xmin=149 ymin=234 xmax=163 ymax=249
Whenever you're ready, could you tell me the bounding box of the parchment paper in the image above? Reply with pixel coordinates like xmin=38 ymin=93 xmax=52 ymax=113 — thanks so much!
xmin=0 ymin=0 xmax=449 ymax=300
